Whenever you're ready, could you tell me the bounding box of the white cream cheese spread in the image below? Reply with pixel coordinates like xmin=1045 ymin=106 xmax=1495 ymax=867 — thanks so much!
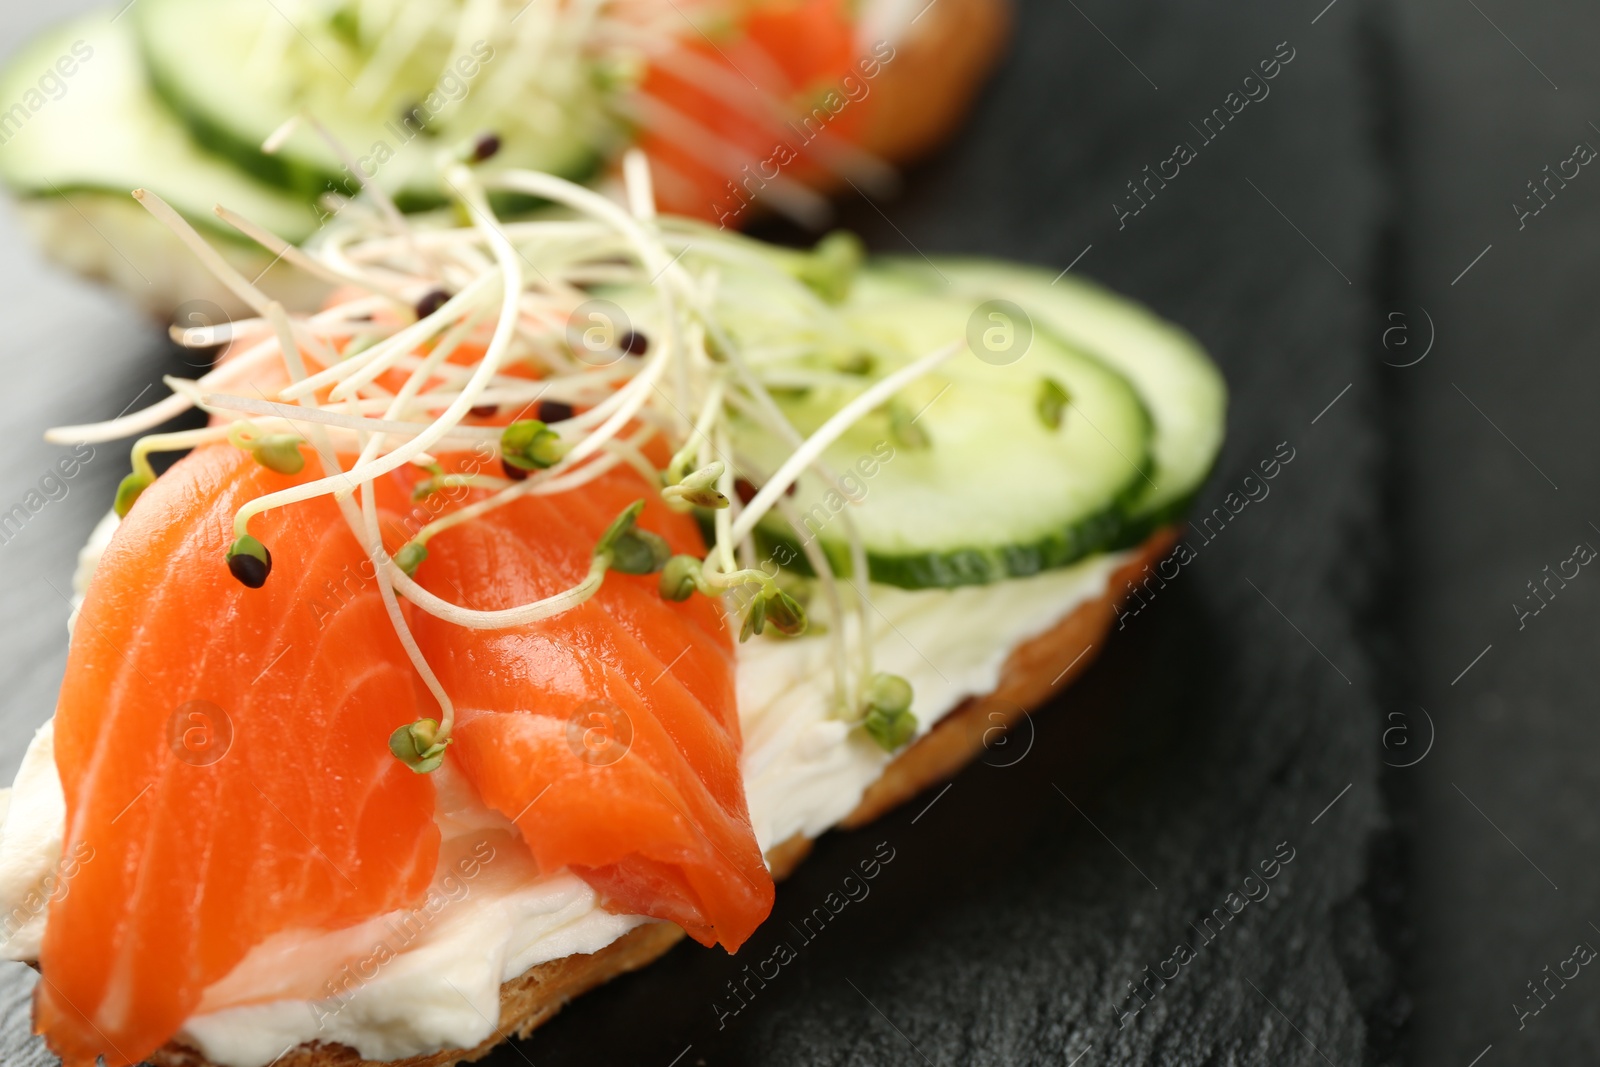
xmin=0 ymin=512 xmax=1125 ymax=1065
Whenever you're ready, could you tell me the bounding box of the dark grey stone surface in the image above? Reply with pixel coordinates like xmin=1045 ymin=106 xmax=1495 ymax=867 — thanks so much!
xmin=1394 ymin=2 xmax=1600 ymax=1065
xmin=26 ymin=0 xmax=1600 ymax=1062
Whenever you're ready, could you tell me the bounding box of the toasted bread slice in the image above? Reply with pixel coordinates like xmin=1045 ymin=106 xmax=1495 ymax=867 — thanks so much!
xmin=147 ymin=526 xmax=1173 ymax=1067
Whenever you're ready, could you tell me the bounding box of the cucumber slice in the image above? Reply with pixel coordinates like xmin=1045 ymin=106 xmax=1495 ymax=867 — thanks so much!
xmin=132 ymin=0 xmax=613 ymax=210
xmin=600 ymin=231 xmax=1197 ymax=589
xmin=734 ymin=293 xmax=1154 ymax=588
xmin=0 ymin=12 xmax=320 ymax=244
xmin=867 ymin=258 xmax=1227 ymax=544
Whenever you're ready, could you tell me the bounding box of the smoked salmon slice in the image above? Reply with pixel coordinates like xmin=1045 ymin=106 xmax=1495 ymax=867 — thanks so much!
xmin=37 ymin=445 xmax=439 ymax=1067
xmin=408 ymin=462 xmax=774 ymax=951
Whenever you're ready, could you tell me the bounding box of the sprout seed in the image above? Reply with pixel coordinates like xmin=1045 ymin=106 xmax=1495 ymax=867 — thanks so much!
xmin=537 ymin=399 xmax=574 ymax=423
xmin=470 ymin=133 xmax=502 ymax=163
xmin=226 ymin=534 xmax=272 ymax=589
xmin=414 ymin=289 xmax=450 ymax=320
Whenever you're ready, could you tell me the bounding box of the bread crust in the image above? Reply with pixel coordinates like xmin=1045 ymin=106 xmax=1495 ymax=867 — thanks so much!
xmin=145 ymin=529 xmax=1173 ymax=1067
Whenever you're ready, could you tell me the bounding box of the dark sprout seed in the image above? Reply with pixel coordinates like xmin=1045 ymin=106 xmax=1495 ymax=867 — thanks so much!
xmin=538 ymin=399 xmax=574 ymax=423
xmin=501 ymin=458 xmax=529 ymax=481
xmin=619 ymin=330 xmax=649 ymax=357
xmin=471 ymin=133 xmax=502 ymax=162
xmin=414 ymin=289 xmax=450 ymax=319
xmin=469 ymin=404 xmax=498 ymax=418
xmin=732 ymin=477 xmax=795 ymax=505
xmin=228 ymin=547 xmax=271 ymax=588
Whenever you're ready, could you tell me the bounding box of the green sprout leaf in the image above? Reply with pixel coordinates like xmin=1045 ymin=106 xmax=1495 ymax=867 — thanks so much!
xmin=596 ymin=500 xmax=671 ymax=575
xmin=1037 ymin=379 xmax=1071 ymax=431
xmin=866 ymin=672 xmax=913 ymax=715
xmin=663 ymin=461 xmax=729 ymax=510
xmin=888 ymin=399 xmax=930 ymax=450
xmin=763 ymin=588 xmax=808 ymax=636
xmin=114 ymin=471 xmax=153 ymax=518
xmin=660 ymin=555 xmax=703 ymax=601
xmin=500 ymin=419 xmax=567 ymax=471
xmin=396 ymin=542 xmax=428 ymax=577
xmin=796 ymin=231 xmax=865 ymax=304
xmin=863 ymin=705 xmax=918 ymax=751
xmin=611 ymin=528 xmax=672 ymax=575
xmin=740 ymin=594 xmax=768 ymax=642
xmin=596 ymin=500 xmax=646 ymax=556
xmin=833 ymin=350 xmax=875 ymax=376
xmin=861 ymin=672 xmax=917 ymax=751
xmin=389 ymin=717 xmax=449 ymax=773
xmin=250 ymin=434 xmax=307 ymax=474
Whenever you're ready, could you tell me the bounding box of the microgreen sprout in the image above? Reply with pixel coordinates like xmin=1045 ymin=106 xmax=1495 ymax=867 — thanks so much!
xmin=595 ymin=500 xmax=672 ymax=575
xmin=53 ymin=151 xmax=964 ymax=775
xmin=861 ymin=672 xmax=917 ymax=751
xmin=736 ymin=584 xmax=808 ymax=642
xmin=659 ymin=554 xmax=702 ymax=601
xmin=795 ymin=231 xmax=865 ymax=304
xmin=500 ymin=419 xmax=567 ymax=471
xmin=1037 ymin=378 xmax=1071 ymax=431
xmin=396 ymin=542 xmax=428 ymax=577
xmin=762 ymin=587 xmax=807 ymax=636
xmin=389 ymin=717 xmax=449 ymax=774
xmin=113 ymin=425 xmax=243 ymax=517
xmin=834 ymin=351 xmax=875 ymax=376
xmin=887 ymin=398 xmax=930 ymax=450
xmin=740 ymin=593 xmax=768 ymax=642
xmin=114 ymin=469 xmax=153 ymax=519
xmin=226 ymin=534 xmax=272 ymax=589
xmin=662 ymin=461 xmax=730 ymax=511
xmin=228 ymin=422 xmax=306 ymax=474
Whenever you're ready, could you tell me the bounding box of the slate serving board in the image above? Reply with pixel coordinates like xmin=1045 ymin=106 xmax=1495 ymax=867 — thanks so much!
xmin=1394 ymin=1 xmax=1600 ymax=1063
xmin=0 ymin=0 xmax=1407 ymax=1063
